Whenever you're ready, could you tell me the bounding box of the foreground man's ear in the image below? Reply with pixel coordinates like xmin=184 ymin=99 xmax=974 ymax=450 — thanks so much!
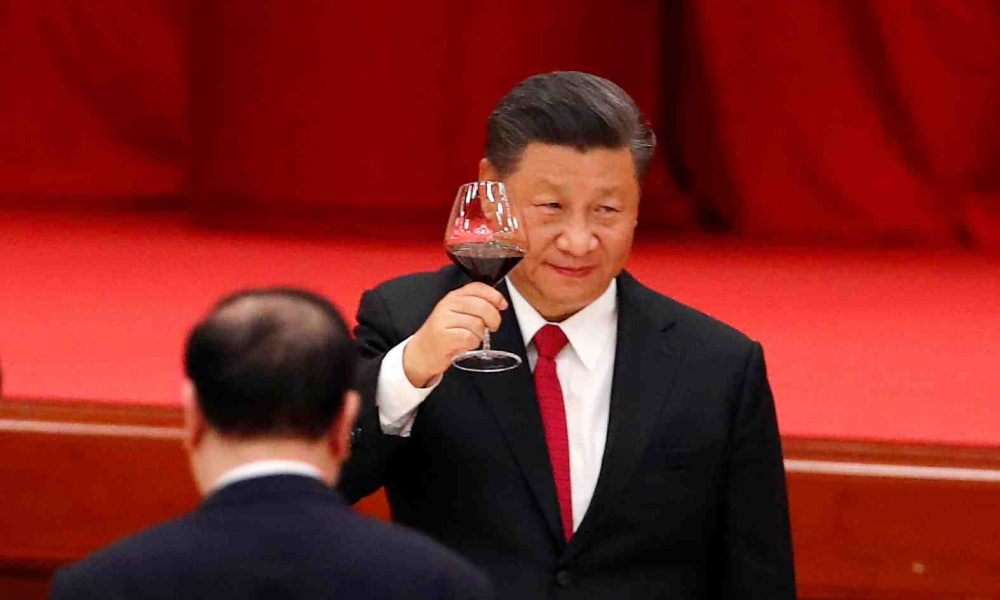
xmin=181 ymin=379 xmax=206 ymax=453
xmin=330 ymin=391 xmax=361 ymax=462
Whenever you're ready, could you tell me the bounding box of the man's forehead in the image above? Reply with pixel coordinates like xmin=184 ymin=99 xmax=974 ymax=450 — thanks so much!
xmin=527 ymin=176 xmax=630 ymax=196
xmin=516 ymin=142 xmax=634 ymax=169
xmin=511 ymin=144 xmax=639 ymax=193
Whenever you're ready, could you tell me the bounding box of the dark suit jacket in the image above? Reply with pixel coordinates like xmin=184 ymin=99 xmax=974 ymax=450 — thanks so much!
xmin=340 ymin=267 xmax=795 ymax=600
xmin=51 ymin=474 xmax=495 ymax=600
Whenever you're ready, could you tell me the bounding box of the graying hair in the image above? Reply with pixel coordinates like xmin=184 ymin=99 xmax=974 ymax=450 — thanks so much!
xmin=485 ymin=71 xmax=656 ymax=180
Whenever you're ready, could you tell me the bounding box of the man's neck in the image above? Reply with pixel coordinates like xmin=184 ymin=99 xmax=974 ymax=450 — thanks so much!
xmin=211 ymin=459 xmax=324 ymax=493
xmin=191 ymin=433 xmax=338 ymax=496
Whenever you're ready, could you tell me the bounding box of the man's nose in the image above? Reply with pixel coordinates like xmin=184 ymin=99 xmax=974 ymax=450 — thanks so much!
xmin=555 ymin=219 xmax=597 ymax=256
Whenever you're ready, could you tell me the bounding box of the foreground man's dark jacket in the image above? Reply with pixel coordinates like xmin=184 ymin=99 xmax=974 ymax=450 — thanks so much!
xmin=52 ymin=475 xmax=494 ymax=600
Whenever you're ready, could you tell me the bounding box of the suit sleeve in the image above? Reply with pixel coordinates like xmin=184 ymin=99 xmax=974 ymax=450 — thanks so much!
xmin=435 ymin=554 xmax=498 ymax=600
xmin=338 ymin=288 xmax=411 ymax=503
xmin=49 ymin=569 xmax=73 ymax=600
xmin=720 ymin=342 xmax=797 ymax=599
xmin=49 ymin=566 xmax=107 ymax=600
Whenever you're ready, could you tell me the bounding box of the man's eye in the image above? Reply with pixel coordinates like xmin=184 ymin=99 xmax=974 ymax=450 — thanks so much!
xmin=597 ymin=205 xmax=620 ymax=214
xmin=536 ymin=202 xmax=561 ymax=210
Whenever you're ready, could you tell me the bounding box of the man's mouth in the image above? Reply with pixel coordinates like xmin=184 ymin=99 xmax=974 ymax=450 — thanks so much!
xmin=547 ymin=263 xmax=596 ymax=278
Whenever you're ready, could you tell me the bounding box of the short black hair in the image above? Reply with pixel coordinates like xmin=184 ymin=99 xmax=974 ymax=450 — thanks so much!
xmin=184 ymin=288 xmax=355 ymax=440
xmin=485 ymin=71 xmax=656 ymax=180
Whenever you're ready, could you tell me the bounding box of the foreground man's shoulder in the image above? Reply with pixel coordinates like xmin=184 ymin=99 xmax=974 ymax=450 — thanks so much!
xmin=51 ymin=515 xmax=198 ymax=595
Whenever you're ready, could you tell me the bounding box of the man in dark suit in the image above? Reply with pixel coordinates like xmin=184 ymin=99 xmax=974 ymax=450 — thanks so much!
xmin=51 ymin=288 xmax=495 ymax=600
xmin=340 ymin=72 xmax=795 ymax=599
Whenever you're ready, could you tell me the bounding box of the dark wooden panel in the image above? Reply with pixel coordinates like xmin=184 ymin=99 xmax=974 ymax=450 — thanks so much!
xmin=0 ymin=563 xmax=56 ymax=600
xmin=2 ymin=398 xmax=999 ymax=599
xmin=0 ymin=397 xmax=391 ymax=599
xmin=790 ymin=475 xmax=1000 ymax=599
xmin=784 ymin=436 xmax=1000 ymax=469
xmin=0 ymin=575 xmax=49 ymax=600
xmin=783 ymin=436 xmax=1000 ymax=599
xmin=0 ymin=397 xmax=194 ymax=564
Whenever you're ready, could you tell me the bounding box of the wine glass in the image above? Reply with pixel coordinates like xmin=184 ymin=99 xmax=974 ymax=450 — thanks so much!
xmin=444 ymin=181 xmax=528 ymax=373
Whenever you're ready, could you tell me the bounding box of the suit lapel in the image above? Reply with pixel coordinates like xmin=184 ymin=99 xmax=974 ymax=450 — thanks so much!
xmin=467 ymin=280 xmax=564 ymax=545
xmin=562 ymin=272 xmax=683 ymax=561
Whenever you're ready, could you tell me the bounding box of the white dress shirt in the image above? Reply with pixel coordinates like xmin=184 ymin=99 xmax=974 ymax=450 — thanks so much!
xmin=211 ymin=460 xmax=324 ymax=493
xmin=376 ymin=278 xmax=618 ymax=532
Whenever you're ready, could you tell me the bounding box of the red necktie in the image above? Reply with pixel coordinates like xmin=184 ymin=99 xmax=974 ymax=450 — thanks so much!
xmin=532 ymin=324 xmax=573 ymax=542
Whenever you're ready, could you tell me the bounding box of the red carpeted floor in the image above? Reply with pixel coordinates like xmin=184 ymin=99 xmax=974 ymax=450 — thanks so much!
xmin=1 ymin=210 xmax=997 ymax=446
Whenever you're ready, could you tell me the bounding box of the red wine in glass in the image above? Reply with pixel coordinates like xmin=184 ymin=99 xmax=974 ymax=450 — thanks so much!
xmin=446 ymin=241 xmax=526 ymax=286
xmin=444 ymin=181 xmax=528 ymax=373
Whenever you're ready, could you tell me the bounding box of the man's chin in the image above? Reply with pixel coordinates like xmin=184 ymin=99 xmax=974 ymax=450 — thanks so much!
xmin=512 ymin=270 xmax=609 ymax=315
xmin=538 ymin=281 xmax=607 ymax=313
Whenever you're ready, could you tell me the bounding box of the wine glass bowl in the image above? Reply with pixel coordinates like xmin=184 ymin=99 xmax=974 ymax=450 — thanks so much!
xmin=444 ymin=181 xmax=527 ymax=372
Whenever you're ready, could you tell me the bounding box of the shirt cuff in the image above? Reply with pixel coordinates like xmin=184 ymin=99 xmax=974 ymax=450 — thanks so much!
xmin=376 ymin=336 xmax=441 ymax=437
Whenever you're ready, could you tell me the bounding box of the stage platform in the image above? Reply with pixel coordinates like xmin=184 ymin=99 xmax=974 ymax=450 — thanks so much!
xmin=1 ymin=210 xmax=999 ymax=598
xmin=2 ymin=210 xmax=998 ymax=445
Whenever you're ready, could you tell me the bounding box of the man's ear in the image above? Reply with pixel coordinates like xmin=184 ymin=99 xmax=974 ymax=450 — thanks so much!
xmin=330 ymin=391 xmax=360 ymax=462
xmin=478 ymin=158 xmax=500 ymax=182
xmin=181 ymin=380 xmax=206 ymax=453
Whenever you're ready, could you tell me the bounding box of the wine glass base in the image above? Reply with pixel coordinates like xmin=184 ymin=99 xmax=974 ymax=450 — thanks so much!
xmin=452 ymin=349 xmax=522 ymax=373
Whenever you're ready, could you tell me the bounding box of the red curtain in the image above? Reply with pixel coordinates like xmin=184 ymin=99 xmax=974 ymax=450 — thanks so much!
xmin=0 ymin=0 xmax=189 ymax=206
xmin=674 ymin=1 xmax=1000 ymax=247
xmin=2 ymin=1 xmax=998 ymax=248
xmin=186 ymin=0 xmax=673 ymax=234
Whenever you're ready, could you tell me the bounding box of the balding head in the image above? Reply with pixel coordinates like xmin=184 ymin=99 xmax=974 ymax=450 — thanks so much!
xmin=184 ymin=288 xmax=355 ymax=440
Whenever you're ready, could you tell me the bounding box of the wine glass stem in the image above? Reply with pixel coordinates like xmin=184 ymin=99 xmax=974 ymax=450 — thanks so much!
xmin=482 ymin=328 xmax=492 ymax=352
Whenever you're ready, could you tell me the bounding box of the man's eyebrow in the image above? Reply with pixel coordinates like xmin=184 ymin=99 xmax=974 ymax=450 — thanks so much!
xmin=532 ymin=176 xmax=567 ymax=192
xmin=594 ymin=184 xmax=624 ymax=196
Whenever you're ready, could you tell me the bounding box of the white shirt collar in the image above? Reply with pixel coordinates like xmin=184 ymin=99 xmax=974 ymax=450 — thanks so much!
xmin=211 ymin=459 xmax=324 ymax=492
xmin=506 ymin=277 xmax=618 ymax=371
